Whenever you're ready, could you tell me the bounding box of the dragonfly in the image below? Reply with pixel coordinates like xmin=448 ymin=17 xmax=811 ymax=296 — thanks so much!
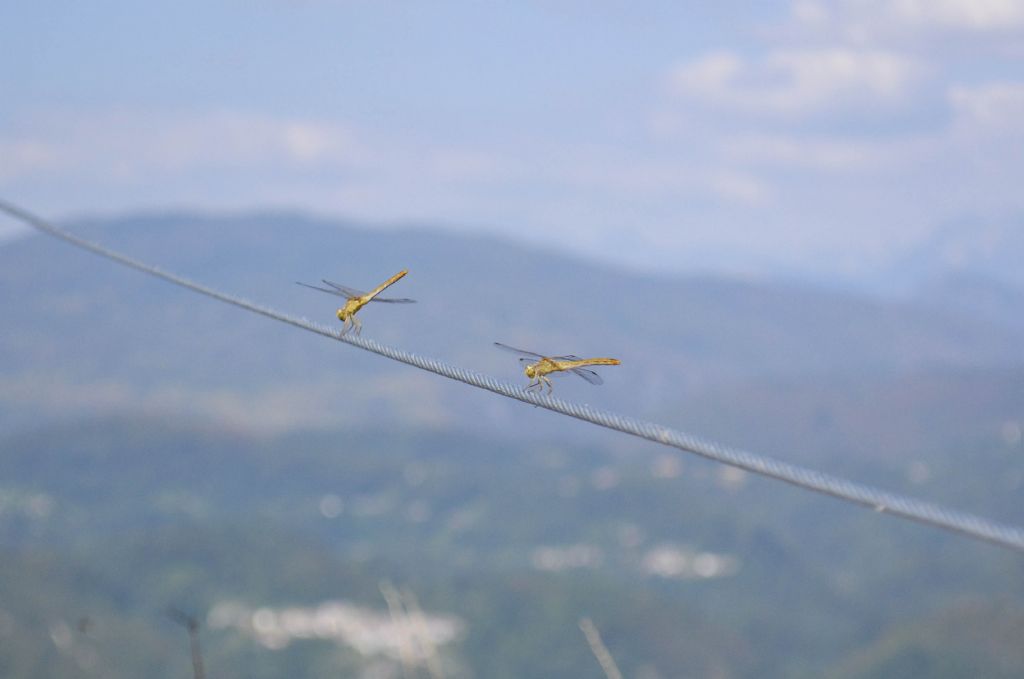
xmin=494 ymin=342 xmax=621 ymax=394
xmin=297 ymin=269 xmax=415 ymax=336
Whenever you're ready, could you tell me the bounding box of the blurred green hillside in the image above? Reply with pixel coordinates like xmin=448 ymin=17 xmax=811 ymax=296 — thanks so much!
xmin=1 ymin=414 xmax=1021 ymax=678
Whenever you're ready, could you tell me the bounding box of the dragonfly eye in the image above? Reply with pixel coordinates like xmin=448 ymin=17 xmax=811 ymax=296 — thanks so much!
xmin=337 ymin=308 xmax=348 ymax=321
xmin=525 ymin=365 xmax=536 ymax=378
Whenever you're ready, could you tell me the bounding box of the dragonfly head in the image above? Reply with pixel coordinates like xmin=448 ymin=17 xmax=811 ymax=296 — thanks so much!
xmin=524 ymin=364 xmax=537 ymax=379
xmin=336 ymin=307 xmax=351 ymax=322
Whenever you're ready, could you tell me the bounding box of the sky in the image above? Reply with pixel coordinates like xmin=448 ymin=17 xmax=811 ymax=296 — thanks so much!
xmin=1 ymin=0 xmax=1023 ymax=278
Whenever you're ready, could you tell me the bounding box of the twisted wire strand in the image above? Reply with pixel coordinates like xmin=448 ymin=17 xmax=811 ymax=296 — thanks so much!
xmin=4 ymin=199 xmax=1024 ymax=552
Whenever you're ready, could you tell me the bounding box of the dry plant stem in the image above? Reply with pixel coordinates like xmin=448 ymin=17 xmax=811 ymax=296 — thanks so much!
xmin=167 ymin=608 xmax=206 ymax=679
xmin=579 ymin=617 xmax=623 ymax=679
xmin=401 ymin=587 xmax=446 ymax=679
xmin=380 ymin=580 xmax=418 ymax=679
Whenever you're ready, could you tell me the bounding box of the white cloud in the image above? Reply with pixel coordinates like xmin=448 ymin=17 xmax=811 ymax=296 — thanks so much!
xmin=534 ymin=150 xmax=773 ymax=206
xmin=0 ymin=139 xmax=66 ymax=182
xmin=723 ymin=134 xmax=882 ymax=171
xmin=789 ymin=0 xmax=830 ymax=28
xmin=280 ymin=122 xmax=347 ymax=163
xmin=931 ymin=81 xmax=1024 ymax=208
xmin=948 ymin=81 xmax=1024 ymax=134
xmin=6 ymin=108 xmax=771 ymax=261
xmin=668 ymin=48 xmax=923 ymax=117
xmin=0 ymin=111 xmax=358 ymax=183
xmin=787 ymin=0 xmax=1024 ymax=43
xmin=705 ymin=170 xmax=773 ymax=204
xmin=874 ymin=0 xmax=1024 ymax=31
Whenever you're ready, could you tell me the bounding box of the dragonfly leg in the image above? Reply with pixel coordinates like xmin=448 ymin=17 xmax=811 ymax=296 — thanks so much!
xmin=352 ymin=316 xmax=362 ymax=336
xmin=542 ymin=376 xmax=553 ymax=394
xmin=339 ymin=317 xmax=351 ymax=336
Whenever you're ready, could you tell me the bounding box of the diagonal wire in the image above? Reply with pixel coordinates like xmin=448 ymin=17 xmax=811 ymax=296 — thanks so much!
xmin=3 ymin=199 xmax=1024 ymax=552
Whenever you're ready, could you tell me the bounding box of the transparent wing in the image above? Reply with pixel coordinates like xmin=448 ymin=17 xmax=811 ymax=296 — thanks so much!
xmin=569 ymin=367 xmax=604 ymax=385
xmin=321 ymin=279 xmax=367 ymax=298
xmin=296 ymin=281 xmax=347 ymax=297
xmin=322 ymin=279 xmax=415 ymax=303
xmin=493 ymin=342 xmax=547 ymax=360
xmin=370 ymin=296 xmax=416 ymax=304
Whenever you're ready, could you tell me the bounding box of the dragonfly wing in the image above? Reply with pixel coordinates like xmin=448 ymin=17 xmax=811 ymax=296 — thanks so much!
xmin=493 ymin=342 xmax=547 ymax=360
xmin=570 ymin=367 xmax=604 ymax=385
xmin=321 ymin=280 xmax=367 ymax=298
xmin=296 ymin=281 xmax=347 ymax=297
xmin=370 ymin=296 xmax=417 ymax=304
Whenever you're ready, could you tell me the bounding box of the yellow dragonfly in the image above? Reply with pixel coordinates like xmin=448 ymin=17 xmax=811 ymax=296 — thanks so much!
xmin=297 ymin=269 xmax=415 ymax=335
xmin=494 ymin=342 xmax=621 ymax=394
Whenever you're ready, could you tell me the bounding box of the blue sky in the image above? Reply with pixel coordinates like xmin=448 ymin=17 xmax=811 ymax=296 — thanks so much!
xmin=2 ymin=0 xmax=1022 ymax=277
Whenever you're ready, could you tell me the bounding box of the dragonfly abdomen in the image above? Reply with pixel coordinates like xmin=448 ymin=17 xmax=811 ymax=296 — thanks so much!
xmin=566 ymin=358 xmax=620 ymax=368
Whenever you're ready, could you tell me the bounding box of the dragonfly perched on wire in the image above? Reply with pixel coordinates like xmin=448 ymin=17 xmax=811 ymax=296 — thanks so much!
xmin=297 ymin=269 xmax=415 ymax=336
xmin=494 ymin=342 xmax=621 ymax=394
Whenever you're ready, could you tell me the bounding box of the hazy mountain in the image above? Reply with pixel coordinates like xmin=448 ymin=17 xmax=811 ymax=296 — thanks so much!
xmin=912 ymin=271 xmax=1024 ymax=333
xmin=3 ymin=211 xmax=1022 ymax=436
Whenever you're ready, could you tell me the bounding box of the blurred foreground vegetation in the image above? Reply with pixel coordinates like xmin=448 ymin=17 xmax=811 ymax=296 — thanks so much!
xmin=1 ymin=418 xmax=1021 ymax=678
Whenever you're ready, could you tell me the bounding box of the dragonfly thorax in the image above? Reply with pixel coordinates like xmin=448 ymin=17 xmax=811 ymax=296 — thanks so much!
xmin=337 ymin=298 xmax=361 ymax=321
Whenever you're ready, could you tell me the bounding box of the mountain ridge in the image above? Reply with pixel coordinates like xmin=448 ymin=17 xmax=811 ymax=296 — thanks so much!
xmin=2 ymin=210 xmax=1021 ymax=439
